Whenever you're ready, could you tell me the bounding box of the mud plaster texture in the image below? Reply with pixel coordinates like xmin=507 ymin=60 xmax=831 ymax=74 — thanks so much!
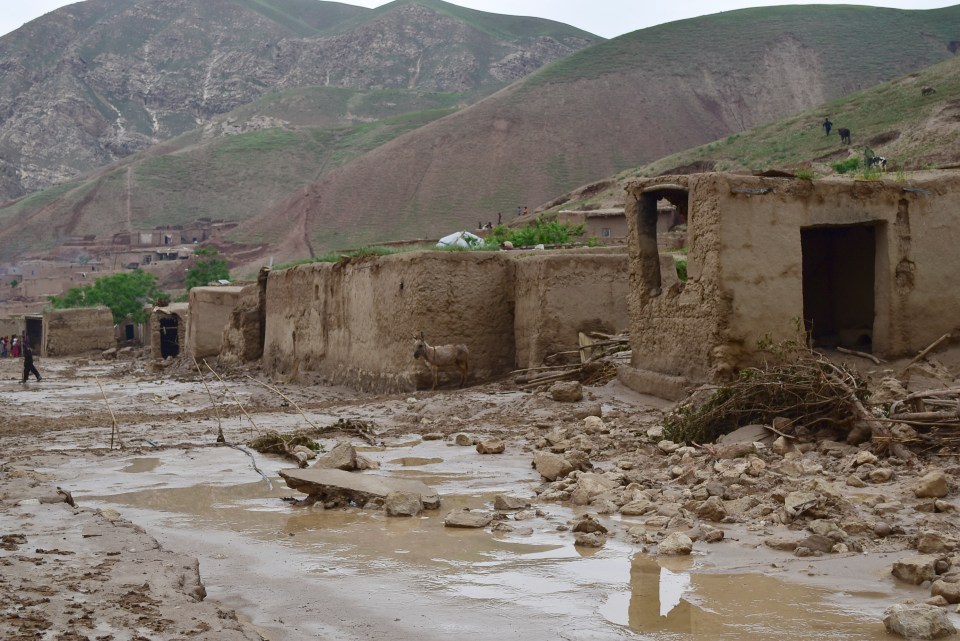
xmin=624 ymin=171 xmax=960 ymax=388
xmin=187 ymin=285 xmax=250 ymax=360
xmin=514 ymin=250 xmax=630 ymax=368
xmin=263 ymin=249 xmax=630 ymax=391
xmin=0 ymin=316 xmax=24 ymax=338
xmin=42 ymin=307 xmax=115 ymax=356
xmin=218 ymin=271 xmax=268 ymax=367
xmin=263 ymin=251 xmax=517 ymax=391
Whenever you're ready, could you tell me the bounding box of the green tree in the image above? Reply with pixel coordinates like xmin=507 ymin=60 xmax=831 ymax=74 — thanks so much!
xmin=184 ymin=246 xmax=230 ymax=291
xmin=49 ymin=269 xmax=164 ymax=323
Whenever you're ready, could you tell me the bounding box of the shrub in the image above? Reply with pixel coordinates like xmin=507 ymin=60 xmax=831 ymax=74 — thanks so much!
xmin=485 ymin=216 xmax=585 ymax=248
xmin=675 ymin=257 xmax=688 ymax=282
xmin=185 ymin=246 xmax=229 ymax=291
xmin=794 ymin=168 xmax=816 ymax=181
xmin=831 ymin=158 xmax=861 ymax=175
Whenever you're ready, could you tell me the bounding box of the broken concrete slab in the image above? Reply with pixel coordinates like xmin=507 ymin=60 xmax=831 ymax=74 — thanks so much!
xmin=279 ymin=468 xmax=440 ymax=509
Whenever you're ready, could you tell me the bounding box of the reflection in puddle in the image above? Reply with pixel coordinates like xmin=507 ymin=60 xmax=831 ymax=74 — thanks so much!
xmin=119 ymin=457 xmax=162 ymax=473
xmin=599 ymin=554 xmax=888 ymax=640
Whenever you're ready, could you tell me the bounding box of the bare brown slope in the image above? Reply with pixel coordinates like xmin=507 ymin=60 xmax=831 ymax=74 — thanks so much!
xmin=238 ymin=5 xmax=960 ymax=259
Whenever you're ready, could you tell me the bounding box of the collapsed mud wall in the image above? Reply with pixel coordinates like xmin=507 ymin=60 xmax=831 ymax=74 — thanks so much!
xmin=187 ymin=285 xmax=249 ymax=360
xmin=624 ymin=171 xmax=960 ymax=392
xmin=42 ymin=307 xmax=115 ymax=356
xmin=263 ymin=252 xmax=516 ymax=392
xmin=514 ymin=250 xmax=630 ymax=369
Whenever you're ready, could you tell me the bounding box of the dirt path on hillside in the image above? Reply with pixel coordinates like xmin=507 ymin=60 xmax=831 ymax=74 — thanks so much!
xmin=2 ymin=353 xmax=959 ymax=639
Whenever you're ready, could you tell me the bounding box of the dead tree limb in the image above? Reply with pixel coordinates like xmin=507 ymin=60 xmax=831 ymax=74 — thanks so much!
xmin=94 ymin=376 xmax=122 ymax=450
xmin=203 ymin=360 xmax=261 ymax=437
xmin=837 ymin=347 xmax=883 ymax=365
xmin=244 ymin=375 xmax=321 ymax=431
xmin=905 ymin=333 xmax=952 ymax=370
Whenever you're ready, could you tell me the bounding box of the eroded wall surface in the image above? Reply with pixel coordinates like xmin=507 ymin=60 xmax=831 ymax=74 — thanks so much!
xmin=0 ymin=317 xmax=23 ymax=339
xmin=42 ymin=307 xmax=114 ymax=356
xmin=514 ymin=250 xmax=630 ymax=369
xmin=219 ymin=271 xmax=268 ymax=367
xmin=187 ymin=286 xmax=247 ymax=360
xmin=263 ymin=252 xmax=516 ymax=391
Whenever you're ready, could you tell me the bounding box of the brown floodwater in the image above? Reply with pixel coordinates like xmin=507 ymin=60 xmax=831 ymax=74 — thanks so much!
xmin=48 ymin=443 xmax=900 ymax=641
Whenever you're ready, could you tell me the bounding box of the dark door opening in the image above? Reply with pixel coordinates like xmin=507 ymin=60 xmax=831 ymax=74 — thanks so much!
xmin=125 ymin=324 xmax=135 ymax=341
xmin=801 ymin=225 xmax=876 ymax=350
xmin=159 ymin=317 xmax=180 ymax=358
xmin=25 ymin=317 xmax=42 ymax=352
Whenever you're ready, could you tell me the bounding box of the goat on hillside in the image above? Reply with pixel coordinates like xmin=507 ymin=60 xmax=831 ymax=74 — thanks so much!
xmin=413 ymin=333 xmax=469 ymax=390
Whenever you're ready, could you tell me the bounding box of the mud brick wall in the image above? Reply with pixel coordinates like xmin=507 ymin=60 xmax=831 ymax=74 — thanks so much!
xmin=219 ymin=271 xmax=268 ymax=367
xmin=263 ymin=252 xmax=516 ymax=392
xmin=0 ymin=317 xmax=23 ymax=339
xmin=624 ymin=171 xmax=960 ymax=385
xmin=187 ymin=286 xmax=249 ymax=360
xmin=150 ymin=304 xmax=188 ymax=360
xmin=42 ymin=307 xmax=115 ymax=356
xmin=514 ymin=249 xmax=630 ymax=369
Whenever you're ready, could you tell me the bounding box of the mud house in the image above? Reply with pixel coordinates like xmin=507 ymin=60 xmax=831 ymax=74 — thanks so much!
xmin=151 ymin=304 xmax=188 ymax=360
xmin=620 ymin=171 xmax=960 ymax=398
xmin=262 ymin=249 xmax=629 ymax=392
xmin=41 ymin=307 xmax=115 ymax=356
xmin=187 ymin=283 xmax=263 ymax=362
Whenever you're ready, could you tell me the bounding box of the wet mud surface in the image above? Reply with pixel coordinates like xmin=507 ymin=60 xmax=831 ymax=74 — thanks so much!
xmin=0 ymin=356 xmax=952 ymax=639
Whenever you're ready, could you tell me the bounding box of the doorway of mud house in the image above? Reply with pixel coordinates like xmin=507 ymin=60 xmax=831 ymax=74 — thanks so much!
xmin=801 ymin=225 xmax=876 ymax=351
xmin=159 ymin=317 xmax=180 ymax=358
xmin=636 ymin=186 xmax=689 ymax=292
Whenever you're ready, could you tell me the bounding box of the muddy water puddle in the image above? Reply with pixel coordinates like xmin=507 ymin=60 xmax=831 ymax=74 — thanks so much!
xmin=48 ymin=441 xmax=893 ymax=640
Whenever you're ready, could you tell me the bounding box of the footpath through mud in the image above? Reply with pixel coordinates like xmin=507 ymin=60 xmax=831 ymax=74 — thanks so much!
xmin=1 ymin=355 xmax=955 ymax=640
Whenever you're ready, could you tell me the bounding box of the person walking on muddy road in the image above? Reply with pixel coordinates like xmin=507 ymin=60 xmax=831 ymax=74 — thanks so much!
xmin=20 ymin=346 xmax=41 ymax=384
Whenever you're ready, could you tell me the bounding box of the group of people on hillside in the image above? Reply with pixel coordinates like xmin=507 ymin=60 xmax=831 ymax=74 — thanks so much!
xmin=0 ymin=335 xmax=42 ymax=383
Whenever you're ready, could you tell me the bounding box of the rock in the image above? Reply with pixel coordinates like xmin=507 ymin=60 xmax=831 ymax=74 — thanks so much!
xmin=797 ymin=534 xmax=835 ymax=553
xmin=772 ymin=436 xmax=792 ymax=455
xmin=444 ymin=509 xmax=494 ymax=528
xmin=494 ymin=495 xmax=530 ymax=511
xmin=385 ymin=491 xmax=423 ymax=517
xmin=873 ymin=377 xmax=909 ymax=405
xmin=784 ymin=491 xmax=819 ymax=518
xmin=883 ymin=603 xmax=956 ymax=639
xmin=854 ymin=450 xmax=879 ymax=466
xmin=916 ymin=471 xmax=949 ymax=499
xmin=101 ymin=347 xmax=118 ymax=360
xmin=646 ymin=426 xmax=664 ymax=441
xmin=575 ymin=532 xmax=606 ymax=548
xmin=712 ymin=443 xmax=756 ymax=460
xmin=279 ymin=468 xmax=440 ymax=509
xmin=704 ymin=529 xmax=725 ymax=543
xmin=918 ymin=531 xmax=954 ymax=554
xmin=794 ymin=546 xmax=815 ymax=558
xmin=658 ymin=532 xmax=693 ymax=555
xmin=311 ymin=442 xmax=376 ymax=471
xmin=892 ymin=555 xmax=941 ymax=585
xmin=476 ymin=439 xmax=505 ymax=454
xmin=875 ymin=522 xmax=893 ymax=538
xmin=573 ymin=403 xmax=603 ymax=420
xmin=716 ymin=424 xmax=772 ymax=445
xmin=422 ymin=432 xmax=444 ymax=441
xmin=764 ymin=536 xmax=799 ymax=552
xmin=696 ymin=496 xmax=727 ymax=522
xmin=572 ymin=515 xmax=608 ymax=535
xmin=582 ymin=416 xmax=605 ymax=433
xmin=620 ymin=499 xmax=655 ymax=516
xmin=928 ymin=595 xmax=951 ymax=607
xmin=869 ymin=468 xmax=895 ymax=483
xmin=936 ymin=500 xmax=956 ymax=513
xmin=454 ymin=433 xmax=474 ymax=446
xmin=550 ymin=381 xmax=583 ymax=402
xmin=569 ymin=473 xmax=619 ymax=506
xmin=846 ymin=475 xmax=867 ymax=488
xmin=533 ymin=451 xmax=575 ymax=481
xmin=932 ymin=580 xmax=960 ymax=604
xmin=657 ymin=440 xmax=680 ymax=454
xmin=292 ymin=445 xmax=317 ymax=461
xmin=808 ymin=520 xmax=845 ymax=540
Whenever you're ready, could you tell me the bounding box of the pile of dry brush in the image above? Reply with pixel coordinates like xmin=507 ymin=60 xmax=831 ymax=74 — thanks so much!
xmin=663 ymin=343 xmax=886 ymax=449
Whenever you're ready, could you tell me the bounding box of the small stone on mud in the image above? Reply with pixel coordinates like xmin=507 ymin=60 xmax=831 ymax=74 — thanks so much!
xmin=572 ymin=515 xmax=608 ymax=534
xmin=476 ymin=439 xmax=505 ymax=454
xmin=575 ymin=532 xmax=606 ymax=548
xmin=385 ymin=491 xmax=422 ymax=517
xmin=658 ymin=532 xmax=693 ymax=555
xmin=444 ymin=509 xmax=493 ymax=528
xmin=454 ymin=433 xmax=474 ymax=446
xmin=494 ymin=495 xmax=530 ymax=511
xmin=533 ymin=451 xmax=575 ymax=481
xmin=892 ymin=555 xmax=941 ymax=585
xmin=915 ymin=470 xmax=949 ymax=499
xmin=549 ymin=381 xmax=583 ymax=403
xmin=422 ymin=432 xmax=444 ymax=441
xmin=581 ymin=416 xmax=605 ymax=433
xmin=883 ymin=603 xmax=956 ymax=639
xmin=573 ymin=403 xmax=602 ymax=420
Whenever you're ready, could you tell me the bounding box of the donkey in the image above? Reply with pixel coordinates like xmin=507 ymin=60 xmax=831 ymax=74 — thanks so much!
xmin=838 ymin=127 xmax=851 ymax=145
xmin=413 ymin=332 xmax=469 ymax=390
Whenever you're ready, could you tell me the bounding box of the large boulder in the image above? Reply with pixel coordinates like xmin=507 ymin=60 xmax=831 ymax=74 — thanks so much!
xmin=533 ymin=451 xmax=575 ymax=481
xmin=915 ymin=471 xmax=949 ymax=499
xmin=569 ymin=473 xmax=619 ymax=506
xmin=892 ymin=555 xmax=940 ymax=585
xmin=931 ymin=580 xmax=960 ymax=604
xmin=658 ymin=532 xmax=693 ymax=555
xmin=476 ymin=439 xmax=505 ymax=454
xmin=385 ymin=491 xmax=423 ymax=517
xmin=311 ymin=442 xmax=376 ymax=471
xmin=696 ymin=496 xmax=727 ymax=522
xmin=883 ymin=603 xmax=956 ymax=639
